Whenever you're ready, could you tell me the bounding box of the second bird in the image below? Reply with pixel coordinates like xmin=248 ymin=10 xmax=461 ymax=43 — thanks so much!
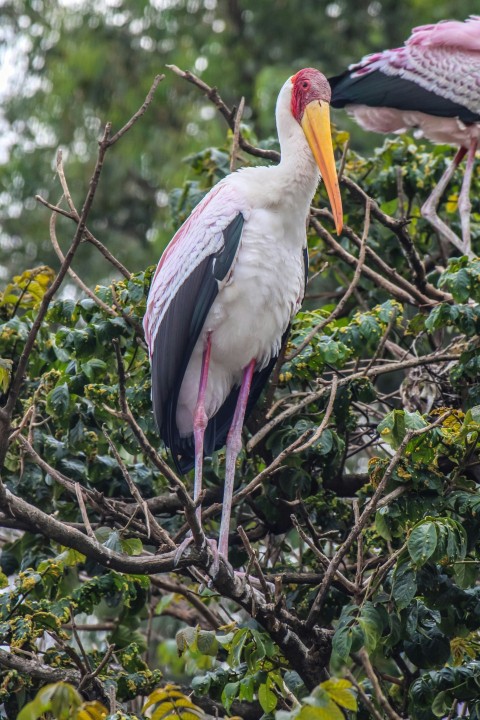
xmin=329 ymin=15 xmax=480 ymax=257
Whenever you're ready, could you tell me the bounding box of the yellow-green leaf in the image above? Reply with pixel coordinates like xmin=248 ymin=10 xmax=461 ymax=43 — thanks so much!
xmin=77 ymin=701 xmax=108 ymax=720
xmin=321 ymin=678 xmax=357 ymax=711
xmin=0 ymin=358 xmax=12 ymax=393
xmin=298 ymin=702 xmax=344 ymax=720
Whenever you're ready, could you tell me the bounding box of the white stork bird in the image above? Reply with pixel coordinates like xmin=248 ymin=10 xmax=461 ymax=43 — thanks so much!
xmin=144 ymin=69 xmax=343 ymax=567
xmin=329 ymin=16 xmax=480 ymax=257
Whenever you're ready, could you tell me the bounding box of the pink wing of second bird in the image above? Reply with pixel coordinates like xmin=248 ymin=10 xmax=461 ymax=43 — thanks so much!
xmin=329 ymin=15 xmax=480 ymax=143
xmin=329 ymin=16 xmax=480 ymax=257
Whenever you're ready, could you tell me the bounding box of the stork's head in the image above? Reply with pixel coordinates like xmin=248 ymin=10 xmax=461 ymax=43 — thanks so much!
xmin=290 ymin=68 xmax=343 ymax=235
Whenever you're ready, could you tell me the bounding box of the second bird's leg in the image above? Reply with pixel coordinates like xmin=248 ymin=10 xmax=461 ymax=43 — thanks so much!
xmin=457 ymin=139 xmax=477 ymax=258
xmin=421 ymin=146 xmax=467 ymax=255
xmin=217 ymin=359 xmax=256 ymax=564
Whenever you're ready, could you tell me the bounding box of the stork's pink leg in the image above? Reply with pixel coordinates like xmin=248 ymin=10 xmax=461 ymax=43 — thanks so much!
xmin=457 ymin=139 xmax=477 ymax=258
xmin=174 ymin=335 xmax=212 ymax=565
xmin=218 ymin=359 xmax=256 ymax=561
xmin=421 ymin=147 xmax=467 ymax=255
xmin=193 ymin=333 xmax=212 ymax=522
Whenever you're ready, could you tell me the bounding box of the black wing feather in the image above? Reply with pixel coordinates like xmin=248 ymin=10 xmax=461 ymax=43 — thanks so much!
xmin=151 ymin=213 xmax=244 ymax=473
xmin=329 ymin=69 xmax=480 ymax=124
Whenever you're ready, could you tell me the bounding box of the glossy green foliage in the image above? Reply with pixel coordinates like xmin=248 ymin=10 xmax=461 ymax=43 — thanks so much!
xmin=1 ymin=19 xmax=480 ymax=714
xmin=1 ymin=131 xmax=480 ymax=719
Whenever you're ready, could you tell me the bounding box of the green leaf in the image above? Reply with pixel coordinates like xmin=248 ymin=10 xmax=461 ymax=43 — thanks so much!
xmin=439 ymin=266 xmax=471 ymax=302
xmin=119 ymin=537 xmax=143 ymax=556
xmin=258 ymin=680 xmax=277 ymax=714
xmin=407 ymin=521 xmax=438 ymax=566
xmin=18 ymin=682 xmax=82 ymax=720
xmin=392 ymin=560 xmax=417 ymax=610
xmin=221 ymin=681 xmax=240 ymax=712
xmin=378 ymin=409 xmax=426 ymax=450
xmin=375 ymin=509 xmax=392 ymax=541
xmin=238 ymin=676 xmax=255 ymax=703
xmin=331 ymin=625 xmax=353 ymax=662
xmin=196 ymin=630 xmax=219 ymax=657
xmin=358 ymin=602 xmax=383 ymax=651
xmin=46 ymin=383 xmax=70 ymax=416
xmin=431 ymin=690 xmax=449 ymax=718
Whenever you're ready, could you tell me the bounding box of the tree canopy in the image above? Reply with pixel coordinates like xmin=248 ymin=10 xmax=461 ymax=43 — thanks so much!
xmin=1 ymin=2 xmax=480 ymax=719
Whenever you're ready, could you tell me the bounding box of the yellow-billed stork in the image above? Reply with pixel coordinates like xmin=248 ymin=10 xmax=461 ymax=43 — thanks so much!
xmin=144 ymin=69 xmax=343 ymax=568
xmin=329 ymin=16 xmax=480 ymax=257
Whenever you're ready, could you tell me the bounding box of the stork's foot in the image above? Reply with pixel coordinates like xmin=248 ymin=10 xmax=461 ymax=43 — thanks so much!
xmin=174 ymin=533 xmax=231 ymax=577
xmin=173 ymin=533 xmax=195 ymax=566
xmin=204 ymin=538 xmax=235 ymax=579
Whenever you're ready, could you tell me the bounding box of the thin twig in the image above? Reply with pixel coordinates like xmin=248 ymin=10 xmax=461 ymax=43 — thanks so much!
xmin=293 ymin=375 xmax=338 ymax=453
xmin=311 ymin=217 xmax=423 ymax=307
xmin=345 ymin=670 xmax=384 ymax=720
xmin=35 ymin=195 xmax=131 ymax=279
xmin=238 ymin=525 xmax=272 ymax=602
xmin=151 ymin=575 xmax=222 ymax=629
xmin=107 ymin=74 xmax=165 ymax=146
xmin=363 ymin=308 xmax=398 ymax=373
xmin=69 ymin=607 xmax=93 ymax=672
xmin=291 ymin=515 xmax=356 ymax=595
xmin=102 ymin=426 xmax=175 ymax=549
xmin=3 ymin=122 xmax=112 ymax=426
xmin=353 ymin=500 xmax=363 ymax=596
xmin=49 ymin=209 xmax=117 ymax=317
xmin=358 ymin=648 xmax=403 ymax=720
xmin=288 ymin=200 xmax=370 ymax=361
xmin=305 ymin=433 xmax=412 ymax=627
xmin=75 ymin=482 xmax=96 ymax=539
xmin=78 ymin=644 xmax=115 ymax=691
xmin=56 ymin=150 xmax=77 ymax=214
xmin=111 ymin=342 xmax=203 ymax=546
xmin=342 ymin=175 xmax=446 ymax=301
xmin=8 ymin=405 xmax=35 ymax=443
xmin=167 ymin=64 xmax=277 ymax=161
xmin=247 ymin=351 xmax=460 ymax=452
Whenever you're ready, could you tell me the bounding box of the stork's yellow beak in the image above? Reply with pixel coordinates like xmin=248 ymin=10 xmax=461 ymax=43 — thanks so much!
xmin=301 ymin=100 xmax=343 ymax=235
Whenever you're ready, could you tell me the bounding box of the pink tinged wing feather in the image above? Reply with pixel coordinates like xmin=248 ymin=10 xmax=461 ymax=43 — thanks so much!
xmin=143 ymin=181 xmax=249 ymax=355
xmin=349 ymin=18 xmax=480 ymax=118
xmin=408 ymin=16 xmax=480 ymax=52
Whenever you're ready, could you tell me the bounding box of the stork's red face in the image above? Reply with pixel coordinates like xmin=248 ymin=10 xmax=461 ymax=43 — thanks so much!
xmin=291 ymin=68 xmax=331 ymax=122
xmin=291 ymin=68 xmax=343 ymax=235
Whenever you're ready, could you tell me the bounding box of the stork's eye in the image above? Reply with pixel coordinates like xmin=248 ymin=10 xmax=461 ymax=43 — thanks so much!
xmin=302 ymin=80 xmax=310 ymax=89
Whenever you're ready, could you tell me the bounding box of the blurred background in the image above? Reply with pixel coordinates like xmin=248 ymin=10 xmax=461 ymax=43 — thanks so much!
xmin=0 ymin=0 xmax=478 ymax=284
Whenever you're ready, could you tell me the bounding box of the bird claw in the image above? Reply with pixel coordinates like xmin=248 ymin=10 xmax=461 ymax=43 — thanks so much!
xmin=174 ymin=534 xmax=232 ymax=579
xmin=206 ymin=538 xmax=234 ymax=579
xmin=173 ymin=534 xmax=195 ymax=566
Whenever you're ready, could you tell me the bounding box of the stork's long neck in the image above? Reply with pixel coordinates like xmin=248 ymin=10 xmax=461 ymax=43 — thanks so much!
xmin=273 ymin=83 xmax=320 ymax=211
